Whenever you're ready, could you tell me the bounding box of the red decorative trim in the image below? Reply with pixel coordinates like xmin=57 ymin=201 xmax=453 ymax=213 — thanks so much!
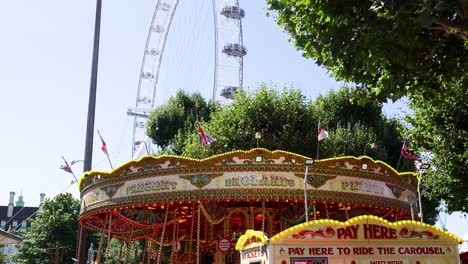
xmin=292 ymin=227 xmax=335 ymax=239
xmin=399 ymin=228 xmax=439 ymax=239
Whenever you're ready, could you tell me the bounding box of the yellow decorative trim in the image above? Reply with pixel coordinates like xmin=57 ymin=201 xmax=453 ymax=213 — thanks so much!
xmin=79 ymin=149 xmax=417 ymax=191
xmin=269 ymin=215 xmax=464 ymax=244
xmin=198 ymin=201 xmax=225 ymax=225
xmin=235 ymin=229 xmax=269 ymax=250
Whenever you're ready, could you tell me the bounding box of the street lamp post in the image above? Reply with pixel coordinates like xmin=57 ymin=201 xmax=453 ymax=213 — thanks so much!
xmin=415 ymin=161 xmax=431 ymax=223
xmin=135 ymin=140 xmax=150 ymax=154
xmin=255 ymin=132 xmax=261 ymax=148
xmin=363 ymin=143 xmax=378 ymax=156
xmin=71 ymin=160 xmax=84 ymax=166
xmin=303 ymin=159 xmax=314 ymax=222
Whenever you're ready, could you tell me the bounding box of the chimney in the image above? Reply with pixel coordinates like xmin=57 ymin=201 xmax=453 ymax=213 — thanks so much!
xmin=40 ymin=193 xmax=46 ymax=204
xmin=7 ymin=191 xmax=15 ymax=217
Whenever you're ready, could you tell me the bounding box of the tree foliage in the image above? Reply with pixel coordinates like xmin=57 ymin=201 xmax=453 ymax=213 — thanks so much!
xmin=146 ymin=90 xmax=218 ymax=154
xmin=147 ymin=85 xmax=438 ymax=221
xmin=15 ymin=193 xmax=80 ymax=264
xmin=265 ymin=0 xmax=468 ymax=216
xmin=0 ymin=252 xmax=6 ymax=263
xmin=99 ymin=239 xmax=143 ymax=264
xmin=265 ymin=0 xmax=467 ymax=103
xmin=409 ymin=79 xmax=468 ymax=213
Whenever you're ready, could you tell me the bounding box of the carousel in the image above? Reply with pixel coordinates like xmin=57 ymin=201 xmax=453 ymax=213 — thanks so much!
xmin=78 ymin=148 xmax=427 ymax=263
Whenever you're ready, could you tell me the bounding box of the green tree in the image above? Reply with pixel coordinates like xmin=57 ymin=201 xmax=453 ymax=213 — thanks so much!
xmin=409 ymin=80 xmax=468 ymax=213
xmin=313 ymin=87 xmax=409 ymax=169
xmin=265 ymin=0 xmax=467 ymax=216
xmin=100 ymin=239 xmax=143 ymax=264
xmin=147 ymin=85 xmax=436 ymax=222
xmin=15 ymin=193 xmax=79 ymax=264
xmin=146 ymin=90 xmax=218 ymax=154
xmin=181 ymin=84 xmax=317 ymax=158
xmin=265 ymin=0 xmax=467 ymax=103
xmin=0 ymin=251 xmax=5 ymax=264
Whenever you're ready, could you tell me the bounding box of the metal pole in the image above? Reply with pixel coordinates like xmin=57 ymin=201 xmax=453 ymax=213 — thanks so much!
xmin=211 ymin=0 xmax=219 ymax=101
xmin=303 ymin=165 xmax=309 ymax=222
xmin=417 ymin=172 xmax=423 ymax=223
xmin=84 ymin=0 xmax=102 ymax=172
xmin=363 ymin=143 xmax=369 ymax=156
xmin=79 ymin=0 xmax=102 ymax=263
xmin=410 ymin=204 xmax=414 ymax=221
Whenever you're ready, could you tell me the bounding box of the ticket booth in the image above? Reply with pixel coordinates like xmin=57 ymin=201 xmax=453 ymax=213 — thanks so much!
xmin=237 ymin=215 xmax=463 ymax=264
xmin=237 ymin=230 xmax=269 ymax=264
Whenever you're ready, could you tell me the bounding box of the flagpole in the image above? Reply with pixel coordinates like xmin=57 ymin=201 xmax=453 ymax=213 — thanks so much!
xmin=106 ymin=155 xmax=113 ymax=170
xmin=97 ymin=129 xmax=114 ymax=170
xmin=396 ymin=153 xmax=402 ymax=172
xmin=61 ymin=156 xmax=78 ymax=182
xmin=316 ymin=120 xmax=320 ymax=160
xmin=396 ymin=136 xmax=407 ymax=171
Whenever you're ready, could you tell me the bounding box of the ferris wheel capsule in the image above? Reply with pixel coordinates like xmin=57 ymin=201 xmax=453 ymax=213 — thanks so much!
xmin=222 ymin=43 xmax=247 ymax=57
xmin=145 ymin=49 xmax=159 ymax=56
xmin=141 ymin=72 xmax=155 ymax=80
xmin=159 ymin=3 xmax=172 ymax=11
xmin=151 ymin=25 xmax=165 ymax=33
xmin=220 ymin=86 xmax=238 ymax=99
xmin=221 ymin=6 xmax=245 ymax=19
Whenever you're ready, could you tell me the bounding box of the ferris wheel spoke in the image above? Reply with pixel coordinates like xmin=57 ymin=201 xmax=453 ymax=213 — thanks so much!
xmin=130 ymin=0 xmax=246 ymax=157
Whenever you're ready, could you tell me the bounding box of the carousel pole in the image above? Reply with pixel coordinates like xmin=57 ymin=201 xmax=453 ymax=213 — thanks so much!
xmin=95 ymin=232 xmax=105 ymax=264
xmin=156 ymin=205 xmax=169 ymax=264
xmin=124 ymin=242 xmax=131 ymax=264
xmin=105 ymin=212 xmax=113 ymax=261
xmin=324 ymin=201 xmax=329 ymax=219
xmin=261 ymin=200 xmax=265 ymax=232
xmin=171 ymin=209 xmax=178 ymax=261
xmin=196 ymin=204 xmax=201 ymax=264
xmin=117 ymin=241 xmax=123 ymax=263
xmin=133 ymin=242 xmax=138 ymax=263
xmin=313 ymin=202 xmax=317 ymax=220
xmin=142 ymin=239 xmax=149 ymax=264
xmin=189 ymin=202 xmax=196 ymax=262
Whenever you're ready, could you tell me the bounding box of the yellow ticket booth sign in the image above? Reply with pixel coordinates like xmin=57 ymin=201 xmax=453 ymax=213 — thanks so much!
xmin=237 ymin=215 xmax=463 ymax=264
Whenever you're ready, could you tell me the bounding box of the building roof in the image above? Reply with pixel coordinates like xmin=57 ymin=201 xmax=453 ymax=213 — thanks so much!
xmin=0 ymin=229 xmax=22 ymax=245
xmin=0 ymin=205 xmax=39 ymax=234
xmin=0 ymin=206 xmax=38 ymax=221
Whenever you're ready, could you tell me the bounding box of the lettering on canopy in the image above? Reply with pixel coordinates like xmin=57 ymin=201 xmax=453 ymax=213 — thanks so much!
xmin=126 ymin=180 xmax=177 ymax=195
xmin=268 ymin=216 xmax=462 ymax=264
xmin=225 ymin=174 xmax=296 ymax=188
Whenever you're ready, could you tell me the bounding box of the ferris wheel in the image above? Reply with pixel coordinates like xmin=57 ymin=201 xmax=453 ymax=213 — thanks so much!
xmin=127 ymin=0 xmax=246 ymax=157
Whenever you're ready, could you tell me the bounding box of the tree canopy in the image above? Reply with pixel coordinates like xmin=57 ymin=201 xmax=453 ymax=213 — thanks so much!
xmin=147 ymin=86 xmax=438 ymax=221
xmin=146 ymin=90 xmax=217 ymax=154
xmin=264 ymin=0 xmax=468 ymax=215
xmin=265 ymin=0 xmax=467 ymax=103
xmin=409 ymin=80 xmax=468 ymax=213
xmin=15 ymin=193 xmax=80 ymax=264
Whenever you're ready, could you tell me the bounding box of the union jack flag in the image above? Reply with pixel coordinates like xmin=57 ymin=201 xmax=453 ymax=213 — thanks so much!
xmin=197 ymin=122 xmax=216 ymax=147
xmin=401 ymin=137 xmax=421 ymax=161
xmin=60 ymin=163 xmax=73 ymax=173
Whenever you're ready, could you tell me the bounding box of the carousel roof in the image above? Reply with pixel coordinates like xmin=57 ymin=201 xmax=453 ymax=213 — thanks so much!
xmin=78 ymin=148 xmax=416 ymax=191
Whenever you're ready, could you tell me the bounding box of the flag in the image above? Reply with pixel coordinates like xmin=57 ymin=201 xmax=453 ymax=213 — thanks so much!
xmin=60 ymin=163 xmax=73 ymax=174
xmin=317 ymin=127 xmax=329 ymax=141
xmin=197 ymin=122 xmax=216 ymax=147
xmin=401 ymin=137 xmax=421 ymax=161
xmin=60 ymin=156 xmax=78 ymax=182
xmin=98 ymin=130 xmax=109 ymax=157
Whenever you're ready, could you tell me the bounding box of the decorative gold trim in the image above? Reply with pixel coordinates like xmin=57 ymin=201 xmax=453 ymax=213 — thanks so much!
xmin=179 ymin=173 xmax=223 ymax=189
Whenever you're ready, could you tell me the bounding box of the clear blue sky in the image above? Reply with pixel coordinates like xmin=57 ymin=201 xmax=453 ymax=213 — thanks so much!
xmin=0 ymin=0 xmax=465 ymax=248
